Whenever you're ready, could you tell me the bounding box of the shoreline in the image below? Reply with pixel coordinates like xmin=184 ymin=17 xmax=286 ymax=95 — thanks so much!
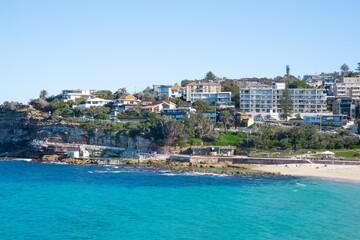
xmin=2 ymin=157 xmax=360 ymax=183
xmin=0 ymin=158 xmax=279 ymax=177
xmin=254 ymin=163 xmax=360 ymax=183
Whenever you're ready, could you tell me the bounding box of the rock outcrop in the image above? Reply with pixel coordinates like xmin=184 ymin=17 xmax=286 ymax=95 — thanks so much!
xmin=0 ymin=109 xmax=156 ymax=158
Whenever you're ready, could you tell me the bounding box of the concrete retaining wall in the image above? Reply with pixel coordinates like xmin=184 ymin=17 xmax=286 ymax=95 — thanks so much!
xmin=221 ymin=157 xmax=309 ymax=165
xmin=169 ymin=155 xmax=360 ymax=166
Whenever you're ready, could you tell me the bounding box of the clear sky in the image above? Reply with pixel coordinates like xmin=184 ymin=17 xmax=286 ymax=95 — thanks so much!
xmin=1 ymin=0 xmax=359 ymax=103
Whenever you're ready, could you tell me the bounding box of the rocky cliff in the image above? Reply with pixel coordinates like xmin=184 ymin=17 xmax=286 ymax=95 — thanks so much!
xmin=0 ymin=108 xmax=156 ymax=158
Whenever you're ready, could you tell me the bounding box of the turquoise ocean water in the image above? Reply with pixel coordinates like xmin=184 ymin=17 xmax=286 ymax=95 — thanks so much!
xmin=1 ymin=160 xmax=360 ymax=240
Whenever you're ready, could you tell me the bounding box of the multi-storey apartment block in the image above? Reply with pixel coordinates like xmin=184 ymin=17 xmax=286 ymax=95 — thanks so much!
xmin=334 ymin=76 xmax=360 ymax=99
xmin=332 ymin=97 xmax=357 ymax=118
xmin=186 ymin=82 xmax=222 ymax=102
xmin=185 ymin=81 xmax=232 ymax=106
xmin=190 ymin=92 xmax=232 ymax=106
xmin=239 ymin=83 xmax=328 ymax=118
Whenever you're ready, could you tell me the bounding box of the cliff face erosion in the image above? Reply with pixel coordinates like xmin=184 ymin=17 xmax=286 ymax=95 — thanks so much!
xmin=0 ymin=109 xmax=155 ymax=158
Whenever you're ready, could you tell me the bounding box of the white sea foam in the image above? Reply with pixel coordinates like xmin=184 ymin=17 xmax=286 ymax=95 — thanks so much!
xmin=93 ymin=170 xmax=125 ymax=174
xmin=14 ymin=159 xmax=32 ymax=162
xmin=163 ymin=173 xmax=177 ymax=176
xmin=296 ymin=183 xmax=306 ymax=187
xmin=46 ymin=162 xmax=68 ymax=165
xmin=179 ymin=172 xmax=229 ymax=177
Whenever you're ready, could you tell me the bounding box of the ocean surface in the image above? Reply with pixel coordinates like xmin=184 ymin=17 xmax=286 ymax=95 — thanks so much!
xmin=1 ymin=160 xmax=360 ymax=240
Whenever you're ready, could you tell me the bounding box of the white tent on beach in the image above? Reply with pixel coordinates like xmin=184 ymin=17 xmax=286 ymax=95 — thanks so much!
xmin=321 ymin=151 xmax=335 ymax=159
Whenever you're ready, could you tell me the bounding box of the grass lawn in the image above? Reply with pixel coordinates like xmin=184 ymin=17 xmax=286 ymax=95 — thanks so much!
xmin=203 ymin=132 xmax=246 ymax=146
xmin=333 ymin=150 xmax=360 ymax=158
xmin=249 ymin=151 xmax=296 ymax=158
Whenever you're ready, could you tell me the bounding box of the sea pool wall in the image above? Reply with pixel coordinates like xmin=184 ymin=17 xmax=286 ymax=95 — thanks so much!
xmin=168 ymin=155 xmax=360 ymax=165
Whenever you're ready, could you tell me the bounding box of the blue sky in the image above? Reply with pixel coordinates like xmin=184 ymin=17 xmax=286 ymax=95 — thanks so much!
xmin=1 ymin=0 xmax=359 ymax=103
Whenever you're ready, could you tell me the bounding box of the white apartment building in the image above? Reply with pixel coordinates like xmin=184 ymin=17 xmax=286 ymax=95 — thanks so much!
xmin=239 ymin=83 xmax=328 ymax=118
xmin=334 ymin=76 xmax=360 ymax=99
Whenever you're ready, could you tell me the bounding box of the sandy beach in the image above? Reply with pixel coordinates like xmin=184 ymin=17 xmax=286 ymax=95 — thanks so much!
xmin=255 ymin=164 xmax=360 ymax=183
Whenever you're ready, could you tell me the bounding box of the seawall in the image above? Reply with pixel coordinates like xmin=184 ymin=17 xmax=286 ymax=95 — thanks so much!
xmin=169 ymin=155 xmax=360 ymax=165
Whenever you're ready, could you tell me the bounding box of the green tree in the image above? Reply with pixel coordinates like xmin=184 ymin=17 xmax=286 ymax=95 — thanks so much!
xmin=356 ymin=62 xmax=360 ymax=72
xmin=0 ymin=101 xmax=21 ymax=111
xmin=160 ymin=94 xmax=169 ymax=101
xmin=114 ymin=88 xmax=129 ymax=99
xmin=340 ymin=63 xmax=350 ymax=77
xmin=135 ymin=86 xmax=154 ymax=102
xmin=220 ymin=80 xmax=239 ymax=107
xmin=169 ymin=98 xmax=188 ymax=107
xmin=191 ymin=113 xmax=218 ymax=140
xmin=75 ymin=106 xmax=110 ymax=119
xmin=181 ymin=79 xmax=193 ymax=87
xmin=95 ymin=90 xmax=113 ymax=100
xmin=29 ymin=98 xmax=49 ymax=112
xmin=204 ymin=71 xmax=217 ymax=82
xmin=259 ymin=77 xmax=271 ymax=84
xmin=39 ymin=90 xmax=48 ymax=100
xmin=219 ymin=110 xmax=232 ymax=132
xmin=282 ymin=75 xmax=313 ymax=89
xmin=280 ymin=83 xmax=293 ymax=121
xmin=150 ymin=117 xmax=190 ymax=146
xmin=286 ymin=65 xmax=290 ymax=77
xmin=192 ymin=100 xmax=213 ymax=112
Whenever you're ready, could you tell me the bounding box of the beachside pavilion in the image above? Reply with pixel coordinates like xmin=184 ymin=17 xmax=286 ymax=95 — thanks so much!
xmin=321 ymin=151 xmax=335 ymax=159
xmin=191 ymin=147 xmax=236 ymax=157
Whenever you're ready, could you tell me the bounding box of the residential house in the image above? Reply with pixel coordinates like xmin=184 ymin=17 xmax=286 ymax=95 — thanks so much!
xmin=234 ymin=112 xmax=254 ymax=127
xmin=161 ymin=101 xmax=177 ymax=110
xmin=169 ymin=86 xmax=184 ymax=98
xmin=78 ymin=97 xmax=112 ymax=108
xmin=62 ymin=89 xmax=96 ymax=101
xmin=162 ymin=107 xmax=196 ymax=120
xmin=303 ymin=75 xmax=323 ymax=87
xmin=142 ymin=103 xmax=164 ymax=113
xmin=322 ymin=75 xmax=335 ymax=87
xmin=153 ymin=85 xmax=185 ymax=99
xmin=114 ymin=95 xmax=141 ymax=106
xmin=110 ymin=95 xmax=142 ymax=118
xmin=153 ymin=85 xmax=172 ymax=99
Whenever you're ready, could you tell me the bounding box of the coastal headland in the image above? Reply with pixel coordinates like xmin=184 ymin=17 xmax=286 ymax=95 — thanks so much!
xmin=1 ymin=106 xmax=360 ymax=183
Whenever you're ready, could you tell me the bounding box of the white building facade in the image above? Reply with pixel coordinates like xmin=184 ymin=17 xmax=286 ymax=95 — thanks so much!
xmin=239 ymin=83 xmax=328 ymax=118
xmin=334 ymin=76 xmax=360 ymax=99
xmin=78 ymin=97 xmax=112 ymax=108
xmin=62 ymin=89 xmax=96 ymax=101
